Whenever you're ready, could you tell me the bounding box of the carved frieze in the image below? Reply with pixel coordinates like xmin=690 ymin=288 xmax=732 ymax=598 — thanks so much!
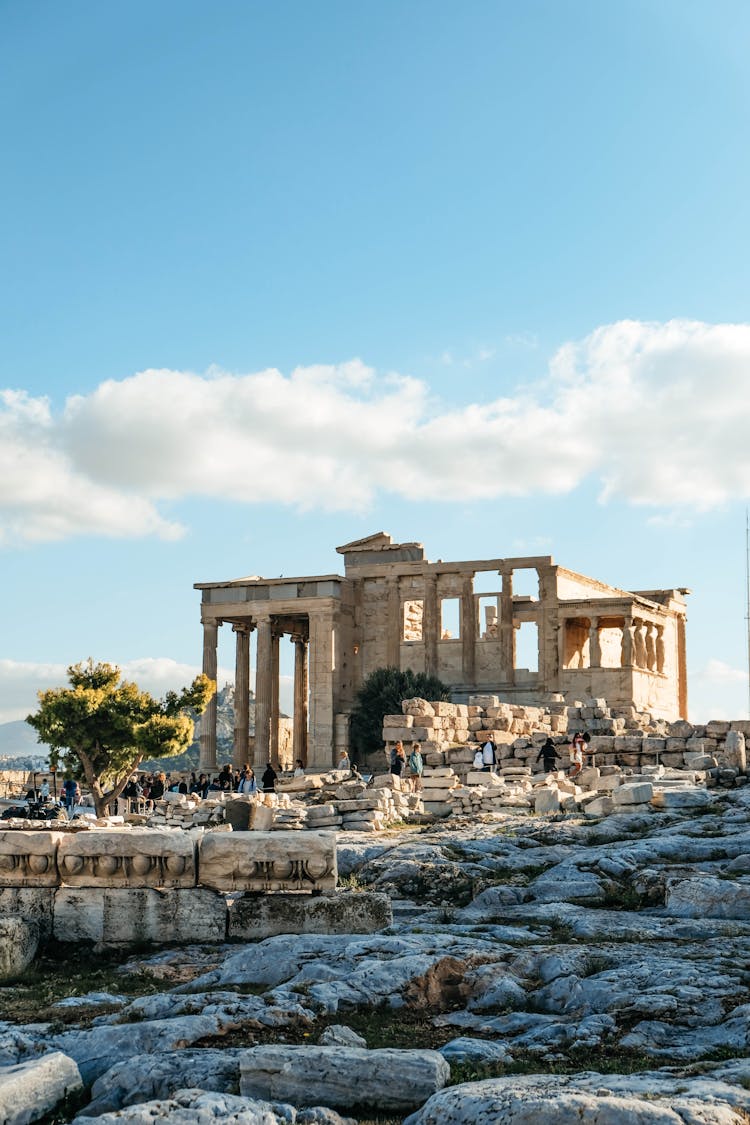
xmin=0 ymin=830 xmax=62 ymax=887
xmin=199 ymin=829 xmax=337 ymax=893
xmin=57 ymin=829 xmax=196 ymax=889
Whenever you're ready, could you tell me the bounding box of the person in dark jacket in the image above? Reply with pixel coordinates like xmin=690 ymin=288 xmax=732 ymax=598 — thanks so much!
xmin=261 ymin=763 xmax=277 ymax=792
xmin=537 ymin=737 xmax=560 ymax=773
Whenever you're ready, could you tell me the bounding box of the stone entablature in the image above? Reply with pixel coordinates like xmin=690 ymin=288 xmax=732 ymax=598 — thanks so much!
xmin=0 ymin=828 xmax=336 ymax=895
xmin=199 ymin=829 xmax=336 ymax=893
xmin=196 ymin=533 xmax=689 ymax=771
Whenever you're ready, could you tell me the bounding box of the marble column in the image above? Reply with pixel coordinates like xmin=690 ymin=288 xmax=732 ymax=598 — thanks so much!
xmin=291 ymin=633 xmax=309 ymax=766
xmin=232 ymin=623 xmax=251 ymax=769
xmin=677 ymin=615 xmax=688 ymax=719
xmin=308 ymin=611 xmax=336 ymax=769
xmin=270 ymin=626 xmax=282 ymax=768
xmin=500 ymin=568 xmax=515 ymax=684
xmin=199 ymin=617 xmax=219 ymax=772
xmin=588 ymin=617 xmax=601 ymax=668
xmin=423 ymin=573 xmax=438 ymax=678
xmin=254 ymin=617 xmax=273 ymax=767
xmin=386 ymin=577 xmax=401 ymax=667
xmin=461 ymin=573 xmax=476 ymax=684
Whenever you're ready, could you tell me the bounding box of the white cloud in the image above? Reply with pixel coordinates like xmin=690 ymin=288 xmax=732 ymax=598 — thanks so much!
xmin=689 ymin=658 xmax=749 ymax=722
xmin=4 ymin=318 xmax=750 ymax=544
xmin=0 ymin=657 xmax=234 ymax=724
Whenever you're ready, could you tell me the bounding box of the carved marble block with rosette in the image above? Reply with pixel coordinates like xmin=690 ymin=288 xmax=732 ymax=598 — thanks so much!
xmin=0 ymin=830 xmax=63 ymax=887
xmin=57 ymin=829 xmax=196 ymax=889
xmin=198 ymin=829 xmax=337 ymax=893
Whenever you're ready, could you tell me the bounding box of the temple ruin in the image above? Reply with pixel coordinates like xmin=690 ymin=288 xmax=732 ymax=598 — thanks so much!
xmin=195 ymin=533 xmax=689 ymax=771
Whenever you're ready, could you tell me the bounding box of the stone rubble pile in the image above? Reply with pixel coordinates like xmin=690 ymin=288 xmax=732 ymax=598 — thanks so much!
xmin=380 ymin=696 xmax=748 ymax=821
xmin=384 ymin=695 xmax=749 ymax=782
xmin=305 ymin=774 xmax=424 ymax=833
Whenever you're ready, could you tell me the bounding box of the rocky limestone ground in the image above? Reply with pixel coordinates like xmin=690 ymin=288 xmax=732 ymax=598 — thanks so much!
xmin=3 ymin=790 xmax=750 ymax=1122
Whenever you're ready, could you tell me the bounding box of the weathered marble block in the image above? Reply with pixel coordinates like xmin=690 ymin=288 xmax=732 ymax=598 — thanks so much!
xmin=199 ymin=829 xmax=336 ymax=893
xmin=0 ymin=830 xmax=63 ymax=887
xmin=57 ymin=829 xmax=195 ymax=888
xmin=239 ymin=1045 xmax=449 ymax=1111
xmin=227 ymin=890 xmax=392 ymax=940
xmin=0 ymin=1052 xmax=82 ymax=1125
xmin=53 ymin=887 xmax=227 ymax=945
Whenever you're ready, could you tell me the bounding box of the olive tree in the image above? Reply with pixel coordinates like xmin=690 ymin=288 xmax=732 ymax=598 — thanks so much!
xmin=27 ymin=659 xmax=215 ymax=818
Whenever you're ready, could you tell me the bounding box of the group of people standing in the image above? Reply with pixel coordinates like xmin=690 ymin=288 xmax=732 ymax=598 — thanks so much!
xmin=536 ymin=731 xmax=590 ymax=777
xmin=119 ymin=761 xmax=290 ymax=812
xmin=384 ymin=731 xmax=592 ymax=789
xmin=387 ymin=741 xmax=424 ymax=790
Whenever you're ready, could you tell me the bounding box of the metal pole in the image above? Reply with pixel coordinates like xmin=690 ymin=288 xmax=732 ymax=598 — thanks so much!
xmin=746 ymin=510 xmax=750 ymax=720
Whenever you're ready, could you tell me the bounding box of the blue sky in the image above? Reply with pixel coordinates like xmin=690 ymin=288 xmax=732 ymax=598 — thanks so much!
xmin=2 ymin=0 xmax=750 ymax=725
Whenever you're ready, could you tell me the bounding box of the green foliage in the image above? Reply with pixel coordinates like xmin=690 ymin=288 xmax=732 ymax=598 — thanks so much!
xmin=26 ymin=659 xmax=215 ymax=816
xmin=349 ymin=665 xmax=450 ymax=758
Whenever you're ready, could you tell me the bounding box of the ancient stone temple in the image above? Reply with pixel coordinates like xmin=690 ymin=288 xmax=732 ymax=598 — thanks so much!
xmin=195 ymin=533 xmax=689 ymax=770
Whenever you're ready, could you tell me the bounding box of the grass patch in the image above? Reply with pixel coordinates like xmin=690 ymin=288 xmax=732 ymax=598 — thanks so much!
xmin=0 ymin=941 xmax=162 ymax=1026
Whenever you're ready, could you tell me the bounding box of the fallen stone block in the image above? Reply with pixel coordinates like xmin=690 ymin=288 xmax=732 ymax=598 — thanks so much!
xmin=57 ymin=830 xmax=195 ymax=889
xmin=0 ymin=1052 xmax=82 ymax=1125
xmin=534 ymin=789 xmax=560 ymax=815
xmin=240 ymin=1045 xmax=449 ymax=1111
xmin=423 ymin=801 xmax=453 ymax=817
xmin=53 ymin=887 xmax=227 ymax=945
xmin=198 ymin=829 xmax=336 ymax=893
xmin=583 ymin=796 xmax=614 ymax=817
xmin=227 ymin=890 xmax=392 ymax=940
xmin=650 ymin=788 xmax=711 ymax=809
xmin=612 ymin=782 xmax=653 ymax=805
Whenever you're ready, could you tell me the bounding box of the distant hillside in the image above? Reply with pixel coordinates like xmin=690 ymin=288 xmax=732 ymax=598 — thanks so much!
xmin=0 ymin=719 xmax=49 ymax=766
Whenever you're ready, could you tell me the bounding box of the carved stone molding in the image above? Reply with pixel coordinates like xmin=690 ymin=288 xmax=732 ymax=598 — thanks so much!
xmin=198 ymin=829 xmax=337 ymax=893
xmin=0 ymin=830 xmax=63 ymax=887
xmin=57 ymin=830 xmax=196 ymax=889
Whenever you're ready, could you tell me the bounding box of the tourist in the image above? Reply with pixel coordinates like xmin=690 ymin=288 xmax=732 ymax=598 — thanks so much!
xmin=237 ymin=767 xmax=257 ymax=795
xmin=337 ymin=751 xmax=351 ymax=772
xmin=390 ymin=741 xmax=406 ymax=777
xmin=149 ymin=772 xmax=166 ymax=801
xmin=537 ymin=737 xmax=560 ymax=773
xmin=482 ymin=737 xmax=496 ymax=773
xmin=218 ymin=764 xmax=233 ymax=791
xmin=293 ymin=759 xmax=305 ymax=777
xmin=568 ymin=732 xmax=586 ymax=778
xmin=122 ymin=774 xmax=142 ymax=812
xmin=261 ymin=762 xmax=277 ymax=792
xmin=408 ymin=742 xmax=424 ymax=792
xmin=62 ymin=775 xmax=78 ymax=812
xmin=472 ymin=746 xmax=484 ymax=770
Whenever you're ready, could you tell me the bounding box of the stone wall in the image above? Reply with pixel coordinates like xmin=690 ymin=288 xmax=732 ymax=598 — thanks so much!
xmin=0 ymin=827 xmax=367 ymax=947
xmin=383 ymin=695 xmax=748 ymax=781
